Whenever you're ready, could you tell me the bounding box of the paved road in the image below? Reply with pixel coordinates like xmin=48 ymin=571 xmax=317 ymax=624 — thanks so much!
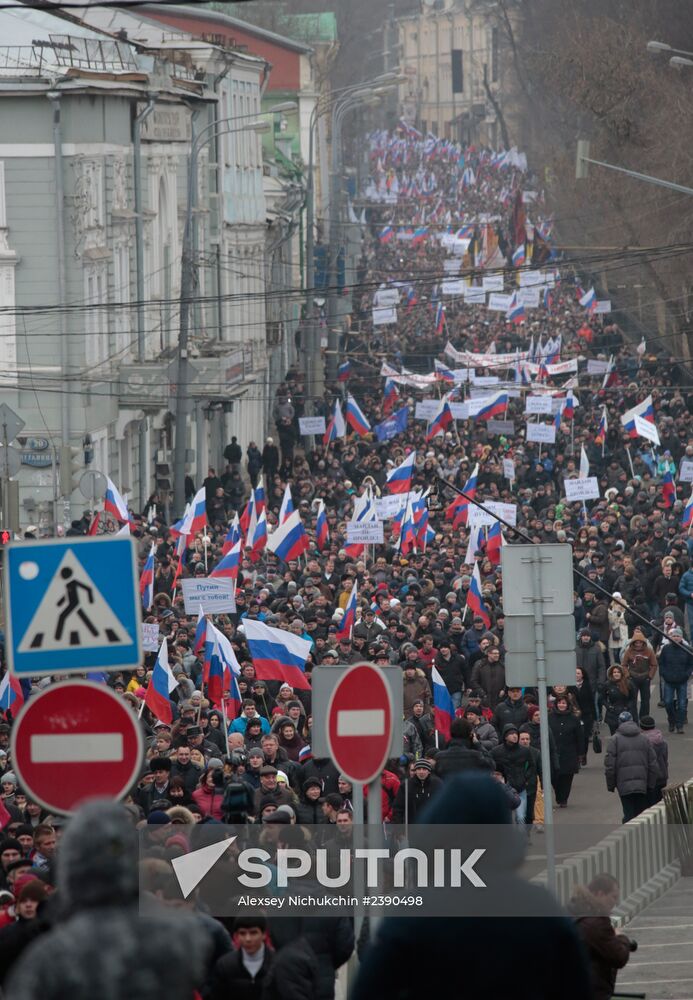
xmin=614 ymin=877 xmax=693 ymax=1000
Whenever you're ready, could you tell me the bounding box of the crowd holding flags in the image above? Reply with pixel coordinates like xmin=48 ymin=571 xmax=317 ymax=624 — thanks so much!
xmin=243 ymin=619 xmax=312 ymax=691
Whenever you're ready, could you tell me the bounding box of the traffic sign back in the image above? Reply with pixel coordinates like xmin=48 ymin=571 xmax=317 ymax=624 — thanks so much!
xmin=5 ymin=536 xmax=142 ymax=676
xmin=11 ymin=680 xmax=144 ymax=814
xmin=326 ymin=662 xmax=394 ymax=785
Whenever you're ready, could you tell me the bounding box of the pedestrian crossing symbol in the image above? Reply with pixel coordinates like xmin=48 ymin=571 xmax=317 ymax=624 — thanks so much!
xmin=5 ymin=536 xmax=142 ymax=677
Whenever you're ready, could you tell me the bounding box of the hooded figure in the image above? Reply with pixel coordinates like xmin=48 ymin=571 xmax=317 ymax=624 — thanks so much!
xmin=7 ymin=801 xmax=211 ymax=1000
xmin=352 ymin=774 xmax=591 ymax=1000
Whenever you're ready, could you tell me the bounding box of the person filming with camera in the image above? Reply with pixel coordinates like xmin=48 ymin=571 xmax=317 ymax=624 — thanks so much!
xmin=568 ymin=874 xmax=637 ymax=1000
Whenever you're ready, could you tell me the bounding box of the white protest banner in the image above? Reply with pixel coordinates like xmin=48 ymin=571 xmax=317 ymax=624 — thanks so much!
xmin=633 ymin=414 xmax=661 ymax=445
xmin=444 ymin=257 xmax=462 ymax=274
xmin=483 ymin=274 xmax=504 ymax=292
xmin=564 ymin=477 xmax=600 ymax=501
xmin=488 ymin=419 xmax=516 ymax=435
xmin=374 ymin=287 xmax=400 ymax=307
xmin=374 ymin=494 xmax=409 ymax=519
xmin=299 ymin=416 xmax=326 ymax=436
xmin=346 ymin=521 xmax=384 ymax=545
xmin=452 ymin=238 xmax=471 ymax=256
xmin=441 ymin=233 xmax=456 ymax=249
xmin=464 ymin=286 xmax=486 ymax=304
xmin=181 ymin=578 xmax=236 ymax=615
xmin=487 ymin=293 xmax=514 ymax=312
xmin=142 ymin=622 xmax=160 ymax=653
xmin=471 ymin=376 xmax=500 ymax=387
xmin=396 ymin=230 xmax=413 ymax=240
xmin=450 ymin=402 xmax=470 ymax=420
xmin=468 ymin=501 xmax=517 ymax=529
xmin=503 ymin=458 xmax=516 ymax=481
xmin=587 ymin=359 xmax=611 ymax=375
xmin=519 ymin=270 xmax=544 ymax=287
xmin=526 ymin=422 xmax=556 ymax=443
xmin=525 ymin=394 xmax=554 ymax=415
xmin=442 ymin=279 xmax=466 ymax=296
xmin=415 ymin=400 xmax=441 ymax=420
xmin=547 ymin=358 xmax=578 ymax=375
xmin=680 ymin=460 xmax=693 ymax=483
xmin=595 ymin=300 xmax=611 ymax=314
xmin=373 ymin=306 xmax=398 ymax=326
xmin=518 ymin=287 xmax=540 ymax=308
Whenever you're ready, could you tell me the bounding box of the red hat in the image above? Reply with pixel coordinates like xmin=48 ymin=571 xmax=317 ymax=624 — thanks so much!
xmin=527 ymin=705 xmax=540 ymax=720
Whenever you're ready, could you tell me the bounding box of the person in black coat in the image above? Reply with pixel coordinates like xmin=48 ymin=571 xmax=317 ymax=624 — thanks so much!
xmin=391 ymin=760 xmax=443 ymax=824
xmin=570 ymin=668 xmax=595 ymax=764
xmin=295 ymin=779 xmax=328 ymax=826
xmin=548 ymin=697 xmax=583 ymax=807
xmin=434 ymin=719 xmax=494 ymax=780
xmin=207 ymin=917 xmax=273 ymax=1000
xmin=603 ymin=665 xmax=637 ymax=735
xmin=491 ymin=724 xmax=537 ymax=824
xmin=492 ymin=688 xmax=529 ymax=733
xmin=433 ymin=643 xmax=466 ymax=710
xmin=351 ymin=774 xmax=592 ymax=1000
xmin=267 ymin=915 xmax=353 ymax=1000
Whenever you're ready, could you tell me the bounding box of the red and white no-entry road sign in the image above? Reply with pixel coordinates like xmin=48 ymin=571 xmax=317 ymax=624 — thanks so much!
xmin=326 ymin=663 xmax=394 ymax=785
xmin=11 ymin=680 xmax=143 ymax=815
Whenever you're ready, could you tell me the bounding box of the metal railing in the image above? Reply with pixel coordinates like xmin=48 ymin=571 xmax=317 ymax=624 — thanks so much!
xmin=0 ymin=35 xmax=137 ymax=77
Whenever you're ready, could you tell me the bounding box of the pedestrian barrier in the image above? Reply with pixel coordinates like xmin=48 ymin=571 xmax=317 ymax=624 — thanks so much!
xmin=533 ymin=779 xmax=693 ymax=925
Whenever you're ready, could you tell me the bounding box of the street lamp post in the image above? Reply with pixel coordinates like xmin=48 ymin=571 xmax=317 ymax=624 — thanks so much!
xmin=171 ymin=105 xmax=294 ymax=518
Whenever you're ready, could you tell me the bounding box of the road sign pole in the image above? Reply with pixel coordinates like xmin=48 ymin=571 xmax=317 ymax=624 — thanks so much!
xmin=368 ymin=775 xmax=383 ymax=934
xmin=352 ymin=782 xmax=365 ymax=936
xmin=531 ymin=549 xmax=556 ymax=895
xmin=2 ymin=419 xmax=9 ymax=532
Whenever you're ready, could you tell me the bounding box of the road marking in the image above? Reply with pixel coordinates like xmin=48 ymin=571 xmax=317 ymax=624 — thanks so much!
xmin=337 ymin=709 xmax=385 ymax=737
xmin=30 ymin=733 xmax=123 ymax=763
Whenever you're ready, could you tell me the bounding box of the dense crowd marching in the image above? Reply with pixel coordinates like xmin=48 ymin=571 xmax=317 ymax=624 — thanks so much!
xmin=0 ymin=122 xmax=691 ymax=998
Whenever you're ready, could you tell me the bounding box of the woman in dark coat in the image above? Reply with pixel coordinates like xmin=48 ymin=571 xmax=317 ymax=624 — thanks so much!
xmin=603 ymin=665 xmax=637 ymax=735
xmin=570 ymin=667 xmax=595 ymax=764
xmin=548 ymin=696 xmax=583 ymax=808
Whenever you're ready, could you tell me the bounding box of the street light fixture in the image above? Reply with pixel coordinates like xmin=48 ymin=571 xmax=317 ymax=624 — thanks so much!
xmin=267 ymin=101 xmax=298 ymax=114
xmin=670 ymin=56 xmax=693 ymax=69
xmin=646 ymin=40 xmax=671 ymax=52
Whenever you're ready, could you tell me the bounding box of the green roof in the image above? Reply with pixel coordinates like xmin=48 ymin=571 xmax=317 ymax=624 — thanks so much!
xmin=283 ymin=12 xmax=338 ymax=43
xmin=218 ymin=3 xmax=337 ymax=45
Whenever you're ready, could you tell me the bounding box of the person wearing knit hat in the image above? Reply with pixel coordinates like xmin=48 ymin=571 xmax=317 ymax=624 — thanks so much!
xmin=391 ymin=757 xmax=442 ymax=824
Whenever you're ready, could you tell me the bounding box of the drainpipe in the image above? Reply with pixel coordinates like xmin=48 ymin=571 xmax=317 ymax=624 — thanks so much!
xmin=47 ymin=92 xmax=69 ymax=460
xmin=133 ymin=96 xmax=155 ymax=511
xmin=213 ymin=60 xmax=231 ymax=344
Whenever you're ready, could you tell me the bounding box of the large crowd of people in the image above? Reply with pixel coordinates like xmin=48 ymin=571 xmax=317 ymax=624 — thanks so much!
xmin=0 ymin=122 xmax=691 ymax=997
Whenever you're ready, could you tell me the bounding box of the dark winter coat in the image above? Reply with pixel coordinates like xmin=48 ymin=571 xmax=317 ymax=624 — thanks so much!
xmin=521 ymin=719 xmax=559 ymax=774
xmin=568 ymin=886 xmax=632 ymax=1000
xmin=434 ymin=739 xmax=494 ymax=779
xmin=267 ymin=917 xmax=354 ymax=1000
xmin=472 ymin=719 xmax=499 ymax=753
xmin=605 ymin=721 xmax=659 ymax=796
xmin=603 ymin=676 xmax=637 ymax=730
xmin=300 ymin=758 xmax=340 ymax=797
xmin=548 ymin=709 xmax=583 ymax=776
xmin=570 ymin=678 xmax=595 ymax=734
xmin=469 ymin=659 xmax=506 ymax=708
xmin=492 ymin=698 xmax=529 ymax=733
xmin=576 ymin=640 xmax=606 ymax=693
xmin=295 ymin=797 xmax=327 ymax=826
xmin=658 ymin=640 xmax=693 ymax=686
xmin=434 ymin=651 xmax=466 ymax=695
xmin=642 ymin=728 xmax=669 ymax=788
xmin=491 ymin=730 xmax=537 ymax=793
xmin=207 ymin=947 xmax=273 ymax=1000
xmin=261 ymin=938 xmax=320 ymax=1000
xmin=391 ymin=774 xmax=443 ymax=824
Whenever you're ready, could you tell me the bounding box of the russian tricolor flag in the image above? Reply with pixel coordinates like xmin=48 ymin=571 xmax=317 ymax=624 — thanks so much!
xmin=139 ymin=542 xmax=155 ymax=611
xmin=323 ymin=399 xmax=347 ymax=446
xmin=411 ymin=225 xmax=428 ymax=246
xmin=467 ymin=563 xmax=491 ymax=628
xmin=446 ymin=463 xmax=479 ymax=528
xmin=682 ymin=488 xmax=693 ymax=528
xmin=181 ymin=486 xmax=207 ymax=535
xmin=579 ymin=287 xmax=597 ymax=313
xmin=315 ymin=499 xmax=329 ymax=551
xmin=383 ymin=378 xmax=399 ymax=414
xmin=621 ymin=395 xmax=655 ymax=439
xmin=512 ymin=244 xmax=525 ymax=267
xmin=506 ymin=293 xmax=525 ymax=324
xmin=336 ymin=580 xmax=358 ymax=641
xmin=434 ymin=359 xmax=455 ymax=384
xmin=193 ymin=605 xmax=207 ymax=654
xmin=662 ymin=470 xmax=676 ymax=509
xmin=267 ymin=509 xmax=310 ymax=563
xmin=104 ymin=477 xmax=130 ymax=524
xmin=249 ymin=508 xmax=268 ymax=563
xmin=279 ymin=484 xmax=294 ymax=524
xmin=378 ymin=226 xmax=394 ymax=244
xmin=345 ymin=394 xmax=371 ymax=437
xmin=474 ymin=391 xmax=508 ymax=421
xmin=435 ymin=302 xmax=446 ymax=335
xmin=0 ymin=672 xmax=24 ymax=714
xmin=222 ymin=513 xmax=241 ymax=555
xmin=405 ymin=285 xmax=418 ymax=312
xmin=486 ymin=521 xmax=502 ymax=566
xmin=337 ymin=361 xmax=351 ymax=383
xmin=210 ymin=539 xmax=241 ymax=580
xmin=143 ymin=638 xmax=175 ymax=725
xmin=386 ymin=450 xmax=416 ymax=494
xmin=426 ymin=396 xmax=453 ymax=441
xmin=254 ymin=478 xmax=266 ymax=519
xmin=563 ymin=389 xmax=575 ymax=421
xmin=595 ymin=407 xmax=608 ymax=446
xmin=243 ymin=618 xmax=312 ymax=691
xmin=239 ymin=493 xmax=255 ymax=542
xmin=431 ymin=666 xmax=454 ymax=742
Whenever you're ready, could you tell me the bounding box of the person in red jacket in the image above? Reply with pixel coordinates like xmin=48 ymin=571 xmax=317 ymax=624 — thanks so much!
xmin=364 ymin=769 xmax=401 ymax=821
xmin=191 ymin=767 xmax=225 ymax=821
xmin=568 ymin=874 xmax=635 ymax=1000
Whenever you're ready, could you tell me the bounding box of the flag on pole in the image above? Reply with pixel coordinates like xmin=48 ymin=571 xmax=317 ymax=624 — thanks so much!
xmin=180 ymin=487 xmax=207 ymax=535
xmin=315 ymin=499 xmax=329 ymax=552
xmin=143 ymin=639 xmax=175 ymax=724
xmin=425 ymin=396 xmax=453 ymax=441
xmin=267 ymin=509 xmax=310 ymax=563
xmin=682 ymin=488 xmax=693 ymax=528
xmin=386 ymin=451 xmax=416 ymax=494
xmin=323 ymin=400 xmax=347 ymax=446
xmin=335 ymin=581 xmax=358 ymax=641
xmin=104 ymin=478 xmax=130 ymax=524
xmin=467 ymin=563 xmax=491 ymax=627
xmin=431 ymin=665 xmax=454 ymax=741
xmin=579 ymin=445 xmax=590 ymax=480
xmin=243 ymin=618 xmax=312 ymax=691
xmin=661 ymin=470 xmax=676 ymax=508
xmin=0 ymin=672 xmax=24 ymax=713
xmin=222 ymin=513 xmax=241 ymax=555
xmin=594 ymin=407 xmax=608 ymax=447
xmin=279 ymin=485 xmax=294 ymax=524
xmin=139 ymin=543 xmax=155 ymax=611
xmin=345 ymin=395 xmax=371 ymax=436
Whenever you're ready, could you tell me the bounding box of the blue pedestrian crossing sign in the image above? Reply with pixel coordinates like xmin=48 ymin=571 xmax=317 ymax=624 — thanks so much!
xmin=5 ymin=536 xmax=143 ymax=677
